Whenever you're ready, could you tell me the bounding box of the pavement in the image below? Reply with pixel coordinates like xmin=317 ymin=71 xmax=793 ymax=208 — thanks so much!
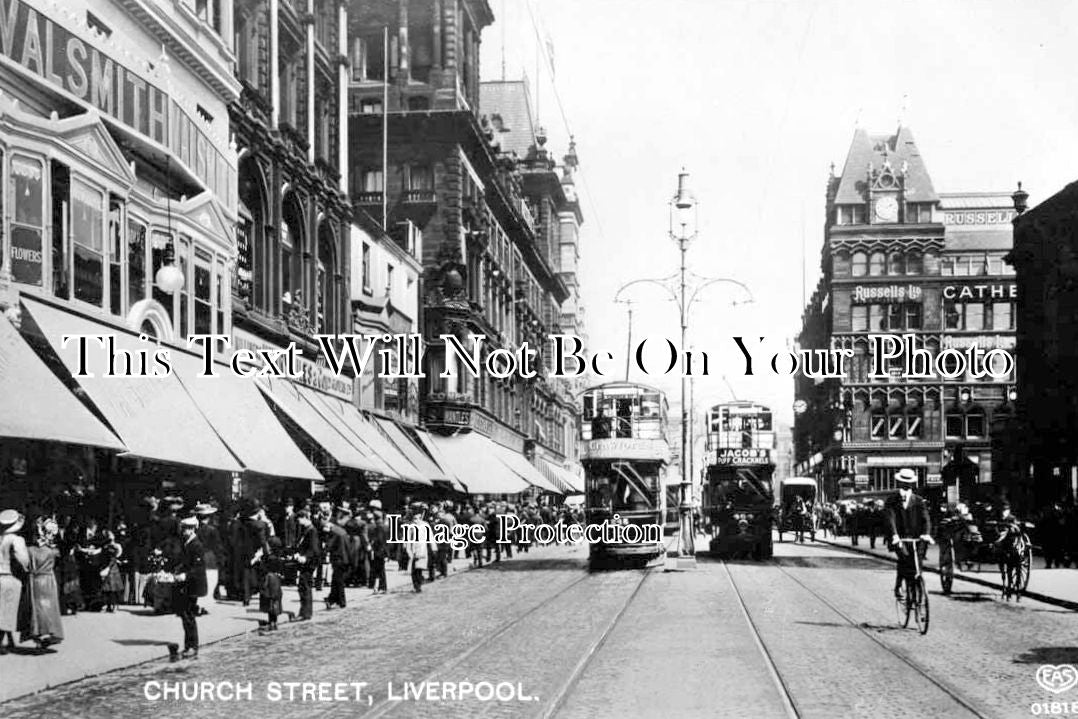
xmin=809 ymin=531 xmax=1078 ymax=608
xmin=0 ymin=548 xmax=530 ymax=704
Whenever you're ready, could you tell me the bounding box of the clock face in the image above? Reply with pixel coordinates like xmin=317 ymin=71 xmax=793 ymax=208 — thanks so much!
xmin=875 ymin=195 xmax=898 ymax=222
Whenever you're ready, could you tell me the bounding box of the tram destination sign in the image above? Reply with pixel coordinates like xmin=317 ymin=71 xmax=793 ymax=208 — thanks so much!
xmin=586 ymin=438 xmax=672 ymax=462
xmin=710 ymin=448 xmax=772 ymax=466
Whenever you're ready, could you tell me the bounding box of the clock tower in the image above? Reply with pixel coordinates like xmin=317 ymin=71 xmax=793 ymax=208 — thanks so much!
xmin=870 ymin=155 xmax=905 ymax=224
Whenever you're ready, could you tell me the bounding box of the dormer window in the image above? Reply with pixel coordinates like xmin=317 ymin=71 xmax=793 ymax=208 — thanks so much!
xmin=836 ymin=205 xmax=867 ymax=225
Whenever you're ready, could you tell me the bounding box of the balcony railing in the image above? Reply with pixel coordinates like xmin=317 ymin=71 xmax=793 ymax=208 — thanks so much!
xmin=402 ymin=189 xmax=437 ymax=204
xmin=354 ymin=191 xmax=384 ymax=205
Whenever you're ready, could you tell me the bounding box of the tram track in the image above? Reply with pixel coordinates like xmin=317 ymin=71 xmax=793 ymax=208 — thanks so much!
xmin=721 ymin=556 xmax=993 ymax=719
xmin=361 ymin=563 xmax=654 ymax=719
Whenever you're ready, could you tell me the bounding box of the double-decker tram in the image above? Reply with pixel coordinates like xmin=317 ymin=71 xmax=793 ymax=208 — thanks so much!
xmin=702 ymin=401 xmax=775 ymax=560
xmin=580 ymin=382 xmax=670 ymax=567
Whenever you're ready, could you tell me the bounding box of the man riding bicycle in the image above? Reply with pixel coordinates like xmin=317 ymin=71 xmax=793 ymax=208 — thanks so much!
xmin=884 ymin=468 xmax=933 ymax=599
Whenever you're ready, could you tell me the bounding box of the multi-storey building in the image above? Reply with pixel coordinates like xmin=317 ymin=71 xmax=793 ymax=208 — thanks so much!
xmin=1007 ymin=180 xmax=1078 ymax=511
xmin=346 ymin=0 xmax=579 ymax=495
xmin=795 ymin=127 xmax=1017 ymax=506
xmin=0 ymin=0 xmax=265 ymax=508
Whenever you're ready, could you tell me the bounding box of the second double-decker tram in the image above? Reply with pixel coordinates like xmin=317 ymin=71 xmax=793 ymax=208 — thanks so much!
xmin=702 ymin=401 xmax=776 ymax=560
xmin=580 ymin=382 xmax=670 ymax=567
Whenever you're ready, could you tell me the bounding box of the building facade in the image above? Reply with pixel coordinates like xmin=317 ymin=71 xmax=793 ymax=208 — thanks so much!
xmin=795 ymin=127 xmax=1017 ymax=506
xmin=1007 ymin=180 xmax=1078 ymax=511
xmin=346 ymin=0 xmax=581 ymax=493
xmin=0 ymin=0 xmax=243 ymax=507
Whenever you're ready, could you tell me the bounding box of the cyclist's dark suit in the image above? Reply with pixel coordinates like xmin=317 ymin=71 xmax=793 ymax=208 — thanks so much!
xmin=884 ymin=492 xmax=932 ymax=588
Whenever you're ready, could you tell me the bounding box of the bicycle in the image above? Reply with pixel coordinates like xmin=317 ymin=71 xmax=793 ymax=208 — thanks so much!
xmin=893 ymin=536 xmax=933 ymax=635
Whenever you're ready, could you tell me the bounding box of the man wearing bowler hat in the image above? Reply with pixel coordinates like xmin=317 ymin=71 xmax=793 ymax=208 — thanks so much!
xmin=885 ymin=468 xmax=933 ymax=600
xmin=174 ymin=516 xmax=207 ymax=659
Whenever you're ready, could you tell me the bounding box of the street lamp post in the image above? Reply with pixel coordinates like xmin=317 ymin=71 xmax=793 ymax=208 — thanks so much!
xmin=671 ymin=170 xmax=697 ymax=564
xmin=611 ymin=170 xmax=753 ymax=567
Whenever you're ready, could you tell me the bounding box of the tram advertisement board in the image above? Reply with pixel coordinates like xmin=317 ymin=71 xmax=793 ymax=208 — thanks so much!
xmin=711 ymin=448 xmax=771 ymax=466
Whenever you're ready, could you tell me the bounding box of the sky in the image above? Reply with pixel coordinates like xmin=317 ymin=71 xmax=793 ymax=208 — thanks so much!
xmin=480 ymin=0 xmax=1078 ymax=427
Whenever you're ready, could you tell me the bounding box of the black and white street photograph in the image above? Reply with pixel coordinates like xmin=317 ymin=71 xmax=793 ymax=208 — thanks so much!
xmin=1 ymin=0 xmax=1077 ymax=717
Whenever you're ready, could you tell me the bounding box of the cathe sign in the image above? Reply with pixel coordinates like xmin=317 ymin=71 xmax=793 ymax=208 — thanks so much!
xmin=942 ymin=284 xmax=1017 ymax=301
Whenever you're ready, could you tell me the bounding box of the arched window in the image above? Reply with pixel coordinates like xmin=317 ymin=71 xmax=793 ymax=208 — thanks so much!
xmin=238 ymin=159 xmax=268 ymax=310
xmin=906 ymin=250 xmax=922 ymax=275
xmin=851 ymin=251 xmax=867 ymax=277
xmin=888 ymin=251 xmax=904 ymax=275
xmin=317 ymin=222 xmax=336 ymax=333
xmin=869 ymin=251 xmax=885 ymax=275
xmin=282 ymin=193 xmax=305 ymax=312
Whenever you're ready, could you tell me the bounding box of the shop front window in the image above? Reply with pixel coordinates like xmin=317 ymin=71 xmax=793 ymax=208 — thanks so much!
xmin=108 ymin=197 xmax=124 ymax=315
xmin=178 ymin=238 xmax=190 ymax=339
xmin=71 ymin=179 xmax=105 ymax=307
xmin=194 ymin=248 xmax=213 ymax=336
xmin=10 ymin=154 xmax=44 ymax=286
xmin=151 ymin=231 xmax=173 ymax=321
xmin=128 ymin=221 xmax=146 ymax=308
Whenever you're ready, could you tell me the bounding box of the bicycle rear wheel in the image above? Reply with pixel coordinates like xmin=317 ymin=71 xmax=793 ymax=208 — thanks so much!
xmin=939 ymin=543 xmax=955 ymax=595
xmin=914 ymin=577 xmax=930 ymax=635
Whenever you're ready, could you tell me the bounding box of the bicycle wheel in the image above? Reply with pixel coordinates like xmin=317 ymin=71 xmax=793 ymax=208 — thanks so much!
xmin=1019 ymin=544 xmax=1032 ymax=592
xmin=902 ymin=577 xmax=914 ymax=628
xmin=915 ymin=577 xmax=930 ymax=635
xmin=894 ymin=584 xmax=908 ymax=626
xmin=939 ymin=543 xmax=955 ymax=595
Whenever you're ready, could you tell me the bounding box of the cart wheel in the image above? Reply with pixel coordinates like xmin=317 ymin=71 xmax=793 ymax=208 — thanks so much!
xmin=940 ymin=544 xmax=955 ymax=595
xmin=1019 ymin=544 xmax=1032 ymax=592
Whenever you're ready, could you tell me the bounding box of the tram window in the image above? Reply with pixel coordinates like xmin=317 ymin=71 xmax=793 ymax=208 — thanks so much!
xmin=583 ymin=394 xmax=595 ymax=419
xmin=641 ymin=393 xmax=660 ymax=418
xmin=591 ymin=408 xmax=612 ymax=439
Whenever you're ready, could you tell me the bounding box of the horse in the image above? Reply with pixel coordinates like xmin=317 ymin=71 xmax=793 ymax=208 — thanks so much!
xmin=995 ymin=520 xmax=1030 ymax=602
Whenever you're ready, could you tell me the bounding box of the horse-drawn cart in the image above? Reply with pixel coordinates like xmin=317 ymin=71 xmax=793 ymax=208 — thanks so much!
xmin=937 ymin=512 xmax=1033 ymax=600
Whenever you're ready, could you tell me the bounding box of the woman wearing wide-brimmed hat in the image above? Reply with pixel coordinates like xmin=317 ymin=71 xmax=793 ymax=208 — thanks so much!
xmin=0 ymin=509 xmax=30 ymax=653
xmin=18 ymin=518 xmax=64 ymax=650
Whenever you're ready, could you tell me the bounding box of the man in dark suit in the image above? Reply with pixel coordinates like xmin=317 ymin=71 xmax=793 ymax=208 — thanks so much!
xmin=293 ymin=509 xmax=320 ymax=620
xmin=174 ymin=517 xmax=207 ymax=659
xmin=322 ymin=511 xmax=352 ymax=609
xmin=885 ymin=468 xmax=933 ymax=599
xmin=366 ymin=501 xmax=389 ymax=594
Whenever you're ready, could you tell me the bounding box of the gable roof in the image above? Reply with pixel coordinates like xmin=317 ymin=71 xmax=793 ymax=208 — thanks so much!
xmin=834 ymin=126 xmax=937 ymax=205
xmin=479 ymin=80 xmax=536 ymax=159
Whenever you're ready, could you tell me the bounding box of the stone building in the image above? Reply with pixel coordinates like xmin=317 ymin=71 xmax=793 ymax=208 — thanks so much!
xmin=795 ymin=127 xmax=1017 ymax=505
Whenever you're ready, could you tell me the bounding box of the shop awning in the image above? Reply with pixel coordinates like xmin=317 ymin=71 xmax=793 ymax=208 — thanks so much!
xmin=255 ymin=375 xmax=383 ymax=474
xmin=299 ymin=389 xmax=429 ymax=484
xmin=428 ymin=432 xmax=531 ymax=495
xmin=170 ymin=351 xmax=322 ymax=481
xmin=412 ymin=429 xmax=468 ymax=493
xmin=373 ymin=416 xmax=453 ymax=484
xmin=23 ymin=299 xmax=240 ymax=471
xmin=0 ymin=312 xmax=125 ymax=451
xmin=492 ymin=444 xmax=562 ymax=494
xmin=538 ymin=458 xmax=585 ymax=494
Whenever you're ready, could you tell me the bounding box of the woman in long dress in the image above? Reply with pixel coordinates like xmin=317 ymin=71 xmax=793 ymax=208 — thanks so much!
xmin=19 ymin=519 xmax=63 ymax=649
xmin=0 ymin=509 xmax=30 ymax=654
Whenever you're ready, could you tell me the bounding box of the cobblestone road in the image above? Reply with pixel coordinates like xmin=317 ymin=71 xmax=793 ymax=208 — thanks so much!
xmin=1 ymin=538 xmax=1072 ymax=719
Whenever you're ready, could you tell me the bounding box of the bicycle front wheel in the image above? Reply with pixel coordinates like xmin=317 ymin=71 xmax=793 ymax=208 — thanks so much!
xmin=902 ymin=577 xmax=914 ymax=628
xmin=914 ymin=577 xmax=930 ymax=635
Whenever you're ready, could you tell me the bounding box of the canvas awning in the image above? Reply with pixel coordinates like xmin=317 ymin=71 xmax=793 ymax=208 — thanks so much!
xmin=538 ymin=458 xmax=584 ymax=494
xmin=411 ymin=429 xmax=468 ymax=493
xmin=23 ymin=299 xmax=239 ymax=471
xmin=0 ymin=311 xmax=124 ymax=451
xmin=170 ymin=350 xmax=322 ymax=480
xmin=373 ymin=416 xmax=453 ymax=484
xmin=490 ymin=444 xmax=561 ymax=493
xmin=428 ymin=432 xmax=531 ymax=495
xmin=300 ymin=389 xmax=429 ymax=484
xmin=255 ymin=375 xmax=383 ymax=474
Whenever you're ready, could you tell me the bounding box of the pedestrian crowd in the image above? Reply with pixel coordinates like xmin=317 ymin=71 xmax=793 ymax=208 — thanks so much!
xmin=0 ymin=494 xmax=583 ymax=658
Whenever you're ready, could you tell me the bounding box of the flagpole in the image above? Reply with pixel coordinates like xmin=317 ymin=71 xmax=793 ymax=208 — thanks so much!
xmin=382 ymin=25 xmax=389 ymax=230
